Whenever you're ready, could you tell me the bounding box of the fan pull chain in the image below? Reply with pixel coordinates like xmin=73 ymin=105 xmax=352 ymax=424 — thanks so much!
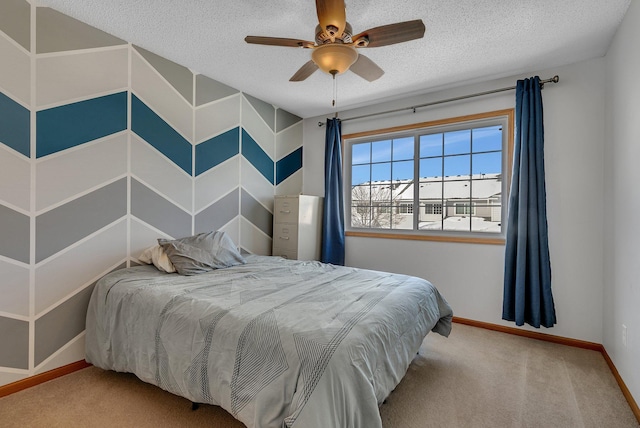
xmin=332 ymin=71 xmax=338 ymax=109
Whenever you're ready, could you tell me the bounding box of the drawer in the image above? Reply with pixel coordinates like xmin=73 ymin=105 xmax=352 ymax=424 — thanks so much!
xmin=273 ymin=224 xmax=298 ymax=250
xmin=274 ymin=198 xmax=299 ymax=224
xmin=272 ymin=248 xmax=297 ymax=260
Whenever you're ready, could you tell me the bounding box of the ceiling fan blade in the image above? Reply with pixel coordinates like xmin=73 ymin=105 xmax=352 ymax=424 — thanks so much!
xmin=352 ymin=19 xmax=426 ymax=48
xmin=290 ymin=60 xmax=319 ymax=81
xmin=245 ymin=36 xmax=314 ymax=48
xmin=349 ymin=54 xmax=384 ymax=82
xmin=315 ymin=0 xmax=346 ymax=40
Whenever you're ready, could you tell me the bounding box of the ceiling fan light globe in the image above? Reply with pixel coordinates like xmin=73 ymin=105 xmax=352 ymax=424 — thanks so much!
xmin=311 ymin=44 xmax=358 ymax=75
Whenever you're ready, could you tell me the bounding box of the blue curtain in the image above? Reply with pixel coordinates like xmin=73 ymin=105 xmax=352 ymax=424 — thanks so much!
xmin=321 ymin=118 xmax=345 ymax=265
xmin=502 ymin=76 xmax=556 ymax=328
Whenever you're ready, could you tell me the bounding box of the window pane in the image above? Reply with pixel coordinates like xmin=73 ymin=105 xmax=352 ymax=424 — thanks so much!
xmin=371 ymin=205 xmax=392 ymax=229
xmin=444 ymin=129 xmax=470 ymax=155
xmin=371 ymin=140 xmax=392 ymax=163
xmin=419 ymin=203 xmax=443 ymax=231
xmin=444 ymin=154 xmax=470 ymax=177
xmin=351 ymin=183 xmax=371 ymax=204
xmin=418 ymin=178 xmax=442 ymax=202
xmin=351 ymin=204 xmax=371 ymax=228
xmin=472 ymin=125 xmax=502 ymax=153
xmin=472 ymin=176 xmax=502 ymax=201
xmin=443 ymin=204 xmax=471 ymax=231
xmin=470 ymin=203 xmax=502 ymax=233
xmin=472 ymin=152 xmax=502 ymax=175
xmin=371 ymin=162 xmax=391 ymax=182
xmin=392 ymin=160 xmax=413 ymax=181
xmin=352 ymin=142 xmax=370 ymax=165
xmin=420 ymin=157 xmax=442 ymax=178
xmin=444 ymin=180 xmax=470 ymax=200
xmin=369 ymin=183 xmax=393 ymax=205
xmin=352 ymin=164 xmax=370 ymax=186
xmin=420 ymin=134 xmax=442 ymax=158
xmin=393 ymin=137 xmax=414 ymax=161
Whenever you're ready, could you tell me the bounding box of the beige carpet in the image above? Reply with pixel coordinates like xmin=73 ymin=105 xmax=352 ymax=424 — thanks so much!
xmin=1 ymin=324 xmax=637 ymax=427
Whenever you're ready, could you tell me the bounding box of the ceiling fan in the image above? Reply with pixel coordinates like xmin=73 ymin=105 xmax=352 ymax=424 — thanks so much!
xmin=245 ymin=0 xmax=426 ymax=82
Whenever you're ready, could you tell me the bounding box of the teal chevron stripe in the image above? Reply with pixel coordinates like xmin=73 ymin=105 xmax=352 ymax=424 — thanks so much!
xmin=195 ymin=127 xmax=240 ymax=176
xmin=276 ymin=147 xmax=302 ymax=185
xmin=131 ymin=94 xmax=192 ymax=174
xmin=241 ymin=129 xmax=273 ymax=184
xmin=36 ymin=91 xmax=127 ymax=158
xmin=0 ymin=92 xmax=30 ymax=157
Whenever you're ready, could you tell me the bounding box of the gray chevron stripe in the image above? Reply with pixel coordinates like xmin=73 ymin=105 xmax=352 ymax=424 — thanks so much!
xmin=36 ymin=178 xmax=127 ymax=262
xmin=0 ymin=0 xmax=30 ymax=51
xmin=243 ymin=93 xmax=275 ymax=131
xmin=134 ymin=45 xmax=193 ymax=105
xmin=276 ymin=109 xmax=302 ymax=133
xmin=131 ymin=178 xmax=192 ymax=239
xmin=34 ymin=283 xmax=94 ymax=365
xmin=0 ymin=204 xmax=30 ymax=263
xmin=240 ymin=189 xmax=272 ymax=237
xmin=194 ymin=190 xmax=239 ymax=234
xmin=36 ymin=7 xmax=126 ymax=54
xmin=0 ymin=316 xmax=28 ymax=369
xmin=195 ymin=74 xmax=239 ymax=107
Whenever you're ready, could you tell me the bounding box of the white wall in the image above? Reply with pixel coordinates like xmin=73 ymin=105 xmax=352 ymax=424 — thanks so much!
xmin=304 ymin=57 xmax=607 ymax=344
xmin=604 ymin=0 xmax=640 ymax=405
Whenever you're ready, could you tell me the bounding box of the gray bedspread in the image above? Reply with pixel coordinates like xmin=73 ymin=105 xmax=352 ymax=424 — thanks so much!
xmin=85 ymin=255 xmax=452 ymax=428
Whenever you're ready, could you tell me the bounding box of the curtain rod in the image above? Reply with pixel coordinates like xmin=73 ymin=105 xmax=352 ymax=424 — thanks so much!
xmin=318 ymin=75 xmax=559 ymax=127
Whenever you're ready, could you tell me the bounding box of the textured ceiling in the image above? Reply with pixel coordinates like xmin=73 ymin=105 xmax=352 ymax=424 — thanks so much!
xmin=37 ymin=0 xmax=630 ymax=118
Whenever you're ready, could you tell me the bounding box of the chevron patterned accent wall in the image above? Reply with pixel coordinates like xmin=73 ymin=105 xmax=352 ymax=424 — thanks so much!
xmin=0 ymin=0 xmax=304 ymax=387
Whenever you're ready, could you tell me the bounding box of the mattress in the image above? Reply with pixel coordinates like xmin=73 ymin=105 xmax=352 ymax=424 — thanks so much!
xmin=85 ymin=255 xmax=453 ymax=428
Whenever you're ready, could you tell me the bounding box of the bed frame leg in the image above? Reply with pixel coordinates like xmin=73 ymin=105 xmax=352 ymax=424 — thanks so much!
xmin=191 ymin=402 xmax=200 ymax=411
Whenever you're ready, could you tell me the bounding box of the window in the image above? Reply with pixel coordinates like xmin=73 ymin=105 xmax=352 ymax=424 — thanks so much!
xmin=398 ymin=203 xmax=413 ymax=214
xmin=345 ymin=110 xmax=513 ymax=242
xmin=454 ymin=203 xmax=475 ymax=216
xmin=425 ymin=203 xmax=443 ymax=215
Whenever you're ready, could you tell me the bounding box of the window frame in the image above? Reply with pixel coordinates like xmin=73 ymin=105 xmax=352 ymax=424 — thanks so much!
xmin=343 ymin=109 xmax=514 ymax=245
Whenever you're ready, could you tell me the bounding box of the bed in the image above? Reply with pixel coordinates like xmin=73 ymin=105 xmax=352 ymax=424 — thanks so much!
xmin=85 ymin=233 xmax=453 ymax=428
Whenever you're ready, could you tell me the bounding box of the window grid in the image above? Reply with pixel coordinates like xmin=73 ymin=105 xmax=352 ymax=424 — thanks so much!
xmin=346 ymin=110 xmax=512 ymax=239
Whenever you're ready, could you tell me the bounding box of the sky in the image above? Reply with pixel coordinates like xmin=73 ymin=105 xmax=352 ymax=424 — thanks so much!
xmin=351 ymin=125 xmax=503 ymax=186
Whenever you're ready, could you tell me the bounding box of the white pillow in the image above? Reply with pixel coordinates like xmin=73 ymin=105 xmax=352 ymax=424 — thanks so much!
xmin=138 ymin=244 xmax=176 ymax=273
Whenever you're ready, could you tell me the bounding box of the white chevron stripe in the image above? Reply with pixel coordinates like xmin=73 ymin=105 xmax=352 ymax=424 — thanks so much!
xmin=195 ymin=94 xmax=240 ymax=143
xmin=131 ymin=135 xmax=192 ymax=212
xmin=36 ymin=134 xmax=127 ymax=212
xmin=34 ymin=220 xmax=127 ymax=314
xmin=275 ymin=169 xmax=303 ymax=197
xmin=0 ymin=259 xmax=29 ymax=317
xmin=194 ymin=156 xmax=240 ymax=213
xmin=241 ymin=96 xmax=275 ymax=159
xmin=0 ymin=33 xmax=30 ymax=107
xmin=240 ymin=217 xmax=272 ymax=256
xmin=132 ymin=50 xmax=193 ymax=141
xmin=276 ymin=121 xmax=303 ymax=160
xmin=36 ymin=47 xmax=128 ymax=108
xmin=0 ymin=145 xmax=30 ymax=212
xmin=241 ymin=157 xmax=275 ymax=212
